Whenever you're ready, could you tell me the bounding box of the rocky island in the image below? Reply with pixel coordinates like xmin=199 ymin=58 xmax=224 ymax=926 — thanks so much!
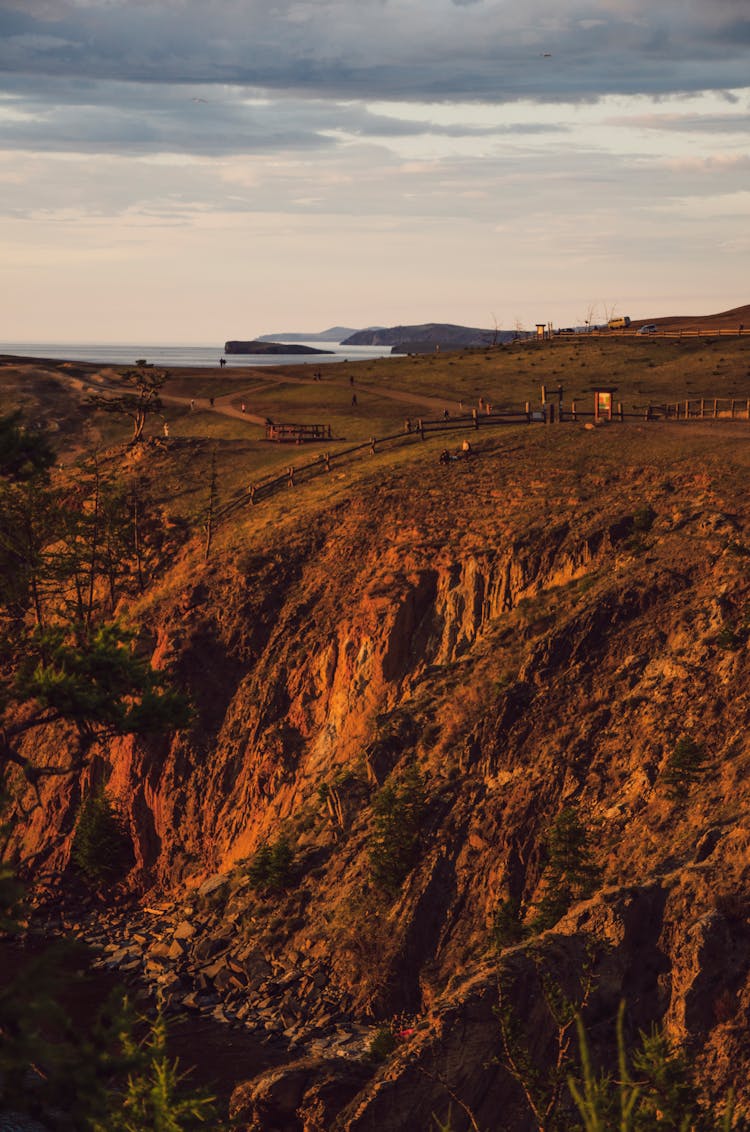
xmin=224 ymin=339 xmax=333 ymax=355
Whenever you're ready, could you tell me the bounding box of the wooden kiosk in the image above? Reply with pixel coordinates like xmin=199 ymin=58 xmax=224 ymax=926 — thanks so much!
xmin=594 ymin=387 xmax=618 ymax=422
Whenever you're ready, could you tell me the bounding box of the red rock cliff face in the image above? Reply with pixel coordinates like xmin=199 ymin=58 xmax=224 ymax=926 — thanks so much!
xmin=12 ymin=439 xmax=750 ymax=1128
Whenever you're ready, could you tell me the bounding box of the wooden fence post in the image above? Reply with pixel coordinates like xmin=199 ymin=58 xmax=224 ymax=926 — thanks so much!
xmin=418 ymin=418 xmax=425 ymax=440
xmin=288 ymin=466 xmax=295 ymax=487
xmin=618 ymin=402 xmax=623 ymax=421
xmin=700 ymin=398 xmax=705 ymax=418
xmin=369 ymin=436 xmax=376 ymax=455
xmin=713 ymin=399 xmax=718 ymax=419
xmin=685 ymin=399 xmax=690 ymax=419
xmin=571 ymin=399 xmax=577 ymax=421
xmin=472 ymin=409 xmax=478 ymax=430
xmin=525 ymin=401 xmax=530 ymax=422
xmin=250 ymin=484 xmax=256 ymax=504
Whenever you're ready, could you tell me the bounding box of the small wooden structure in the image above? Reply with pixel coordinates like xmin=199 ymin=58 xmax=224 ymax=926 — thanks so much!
xmin=593 ymin=387 xmax=617 ymax=422
xmin=265 ymin=422 xmax=332 ymax=443
xmin=535 ymin=323 xmax=547 ymax=340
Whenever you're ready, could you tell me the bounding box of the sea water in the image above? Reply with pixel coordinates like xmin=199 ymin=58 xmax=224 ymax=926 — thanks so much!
xmin=0 ymin=341 xmax=391 ymax=368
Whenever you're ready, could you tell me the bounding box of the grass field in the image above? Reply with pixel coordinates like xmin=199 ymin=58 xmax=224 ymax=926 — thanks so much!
xmin=1 ymin=335 xmax=748 ymax=536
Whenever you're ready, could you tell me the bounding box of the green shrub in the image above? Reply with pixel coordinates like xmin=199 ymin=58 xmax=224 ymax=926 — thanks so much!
xmin=661 ymin=736 xmax=706 ymax=801
xmin=91 ymin=1003 xmax=222 ymax=1131
xmin=569 ymin=1002 xmax=734 ymax=1132
xmin=71 ymin=789 xmax=132 ymax=887
xmin=716 ymin=622 xmax=741 ymax=650
xmin=368 ymin=762 xmax=426 ymax=895
xmin=368 ymin=1026 xmax=397 ymax=1062
xmin=246 ymin=833 xmax=295 ymax=893
xmin=632 ymin=504 xmax=656 ymax=533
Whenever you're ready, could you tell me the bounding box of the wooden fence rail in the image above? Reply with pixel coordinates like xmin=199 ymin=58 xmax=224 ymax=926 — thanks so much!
xmin=215 ymin=396 xmax=750 ymax=521
xmin=215 ymin=409 xmax=528 ymax=519
xmin=585 ymin=327 xmax=747 ymax=339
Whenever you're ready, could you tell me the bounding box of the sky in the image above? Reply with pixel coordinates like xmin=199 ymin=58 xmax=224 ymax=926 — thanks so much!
xmin=1 ymin=0 xmax=749 ymax=343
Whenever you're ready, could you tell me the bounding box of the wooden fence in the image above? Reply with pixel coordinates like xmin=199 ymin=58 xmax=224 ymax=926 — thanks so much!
xmin=578 ymin=328 xmax=746 ymax=339
xmin=265 ymin=422 xmax=333 ymax=442
xmin=556 ymin=398 xmax=750 ymax=422
xmin=661 ymin=398 xmax=750 ymax=420
xmin=215 ymin=397 xmax=750 ymax=520
xmin=216 ymin=408 xmax=529 ymax=519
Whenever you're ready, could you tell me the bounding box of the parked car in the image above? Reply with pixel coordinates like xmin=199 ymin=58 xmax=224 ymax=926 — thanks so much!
xmin=638 ymin=324 xmax=658 ymax=335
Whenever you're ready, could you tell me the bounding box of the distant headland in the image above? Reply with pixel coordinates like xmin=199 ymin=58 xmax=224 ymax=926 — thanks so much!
xmin=255 ymin=327 xmax=360 ymax=344
xmin=340 ymin=322 xmax=499 ymax=348
xmin=247 ymin=322 xmax=508 ymax=354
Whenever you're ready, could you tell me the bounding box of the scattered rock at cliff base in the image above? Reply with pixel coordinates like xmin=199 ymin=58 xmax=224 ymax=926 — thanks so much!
xmin=197 ymin=873 xmax=230 ymax=899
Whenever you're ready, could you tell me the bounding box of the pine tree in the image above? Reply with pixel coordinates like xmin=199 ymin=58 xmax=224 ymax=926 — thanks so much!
xmin=662 ymin=736 xmax=706 ymax=801
xmin=71 ymin=788 xmax=132 ymax=887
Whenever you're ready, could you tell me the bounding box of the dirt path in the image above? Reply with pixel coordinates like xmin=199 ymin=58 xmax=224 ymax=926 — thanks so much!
xmin=4 ymin=356 xmax=458 ymax=433
xmin=210 ymin=368 xmax=456 ymax=416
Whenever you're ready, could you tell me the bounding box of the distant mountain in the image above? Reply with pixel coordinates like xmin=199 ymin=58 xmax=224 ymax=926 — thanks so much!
xmin=256 ymin=327 xmax=360 ymax=343
xmin=224 ymin=340 xmax=333 ymax=355
xmin=341 ymin=322 xmax=502 ymax=348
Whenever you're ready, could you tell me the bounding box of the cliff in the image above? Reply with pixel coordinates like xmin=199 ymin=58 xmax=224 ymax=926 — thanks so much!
xmin=11 ymin=423 xmax=750 ymax=1129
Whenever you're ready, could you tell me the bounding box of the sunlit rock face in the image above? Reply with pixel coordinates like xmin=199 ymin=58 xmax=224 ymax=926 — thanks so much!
xmin=13 ymin=438 xmax=750 ymax=1129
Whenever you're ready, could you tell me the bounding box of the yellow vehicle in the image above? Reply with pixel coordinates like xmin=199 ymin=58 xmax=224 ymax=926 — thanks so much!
xmin=608 ymin=316 xmax=631 ymax=329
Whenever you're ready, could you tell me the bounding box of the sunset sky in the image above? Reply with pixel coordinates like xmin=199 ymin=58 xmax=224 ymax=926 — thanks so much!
xmin=1 ymin=0 xmax=748 ymax=343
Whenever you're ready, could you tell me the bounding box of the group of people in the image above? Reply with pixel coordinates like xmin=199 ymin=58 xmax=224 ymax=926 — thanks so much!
xmin=439 ymin=439 xmax=473 ymax=464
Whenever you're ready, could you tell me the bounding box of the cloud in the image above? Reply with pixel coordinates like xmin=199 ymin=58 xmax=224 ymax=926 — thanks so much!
xmin=0 ymin=0 xmax=747 ymax=106
xmin=606 ymin=111 xmax=750 ymax=134
xmin=0 ymin=74 xmax=569 ymax=156
xmin=2 ymin=117 xmax=747 ymax=232
xmin=0 ymin=0 xmax=748 ymax=347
